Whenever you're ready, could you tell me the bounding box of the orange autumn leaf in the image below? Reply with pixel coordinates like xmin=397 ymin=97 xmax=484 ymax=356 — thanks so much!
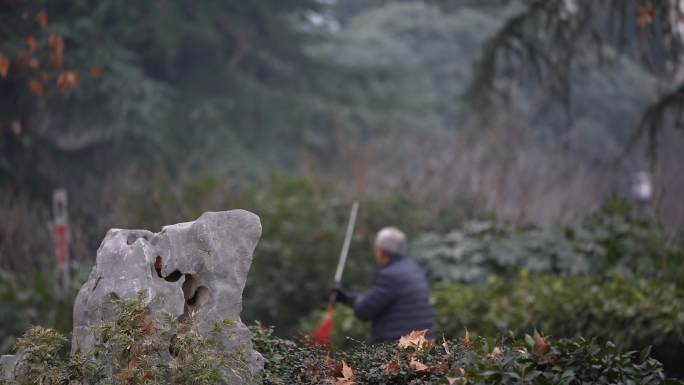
xmin=11 ymin=121 xmax=21 ymax=135
xmin=47 ymin=33 xmax=64 ymax=54
xmin=533 ymin=328 xmax=550 ymax=356
xmin=326 ymin=355 xmax=343 ymax=378
xmin=24 ymin=36 xmax=38 ymax=53
xmin=386 ymin=359 xmax=398 ymax=376
xmin=91 ymin=63 xmax=104 ymax=77
xmin=436 ymin=361 xmax=449 ymax=373
xmin=305 ymin=362 xmax=319 ymax=377
xmin=49 ymin=52 xmax=63 ymax=69
xmin=0 ymin=55 xmax=8 ymax=77
xmin=57 ymin=71 xmax=79 ymax=92
xmin=638 ymin=3 xmax=653 ymax=28
xmin=29 ymin=78 xmax=43 ymax=98
xmin=16 ymin=53 xmax=28 ymax=69
xmin=35 ymin=10 xmax=48 ymax=28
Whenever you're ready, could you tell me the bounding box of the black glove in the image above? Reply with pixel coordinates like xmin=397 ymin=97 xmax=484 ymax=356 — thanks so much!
xmin=328 ymin=283 xmax=355 ymax=307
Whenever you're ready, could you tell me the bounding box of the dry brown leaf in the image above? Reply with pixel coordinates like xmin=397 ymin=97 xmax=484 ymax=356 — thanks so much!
xmin=49 ymin=52 xmax=63 ymax=69
xmin=16 ymin=53 xmax=28 ymax=69
xmin=638 ymin=4 xmax=654 ymax=28
xmin=341 ymin=361 xmax=353 ymax=380
xmin=305 ymin=362 xmax=319 ymax=377
xmin=57 ymin=71 xmax=78 ymax=92
xmin=439 ymin=361 xmax=449 ymax=373
xmin=533 ymin=328 xmax=550 ymax=356
xmin=141 ymin=314 xmax=156 ymax=335
xmin=24 ymin=36 xmax=38 ymax=53
xmin=398 ymin=329 xmax=429 ymax=349
xmin=0 ymin=55 xmax=8 ymax=77
xmin=91 ymin=63 xmax=104 ymax=77
xmin=29 ymin=58 xmax=39 ymax=71
xmin=442 ymin=335 xmax=450 ymax=354
xmin=11 ymin=120 xmax=21 ymax=135
xmin=386 ymin=359 xmax=399 ymax=376
xmin=488 ymin=346 xmax=502 ymax=359
xmin=127 ymin=344 xmax=143 ymax=369
xmin=35 ymin=10 xmax=48 ymax=28
xmin=326 ymin=355 xmax=343 ymax=378
xmin=409 ymin=358 xmax=429 ymax=372
xmin=48 ymin=33 xmax=64 ymax=53
xmin=459 ymin=327 xmax=470 ymax=348
xmin=29 ymin=78 xmax=43 ymax=98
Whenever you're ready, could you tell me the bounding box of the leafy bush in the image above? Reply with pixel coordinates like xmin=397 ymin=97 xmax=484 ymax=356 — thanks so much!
xmin=251 ymin=325 xmax=683 ymax=385
xmin=412 ymin=199 xmax=684 ymax=285
xmin=430 ymin=274 xmax=684 ymax=364
xmin=306 ymin=274 xmax=684 ymax=376
xmin=0 ymin=290 xmax=251 ymax=385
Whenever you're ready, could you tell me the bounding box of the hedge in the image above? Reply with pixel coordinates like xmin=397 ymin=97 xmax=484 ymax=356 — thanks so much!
xmin=305 ymin=274 xmax=684 ymax=376
xmin=251 ymin=323 xmax=683 ymax=385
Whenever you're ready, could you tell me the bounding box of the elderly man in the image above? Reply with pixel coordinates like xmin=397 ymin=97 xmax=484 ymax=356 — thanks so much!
xmin=331 ymin=227 xmax=435 ymax=343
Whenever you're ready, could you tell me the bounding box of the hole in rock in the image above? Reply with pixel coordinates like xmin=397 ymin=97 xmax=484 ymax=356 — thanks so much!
xmin=154 ymin=256 xmax=163 ymax=278
xmin=164 ymin=270 xmax=182 ymax=282
xmin=182 ymin=274 xmax=197 ymax=300
xmin=143 ymin=236 xmax=148 ymax=241
xmin=187 ymin=286 xmax=209 ymax=308
xmin=109 ymin=292 xmax=120 ymax=301
xmin=126 ymin=233 xmax=139 ymax=246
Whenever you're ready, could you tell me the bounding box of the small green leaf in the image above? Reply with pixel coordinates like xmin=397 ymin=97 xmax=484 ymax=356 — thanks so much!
xmin=639 ymin=346 xmax=652 ymax=364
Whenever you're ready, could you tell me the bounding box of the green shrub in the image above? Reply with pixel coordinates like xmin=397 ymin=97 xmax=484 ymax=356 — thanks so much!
xmin=1 ymin=290 xmax=251 ymax=385
xmin=307 ymin=274 xmax=684 ymax=376
xmin=412 ymin=200 xmax=684 ymax=285
xmin=250 ymin=324 xmax=683 ymax=385
xmin=434 ymin=274 xmax=684 ymax=376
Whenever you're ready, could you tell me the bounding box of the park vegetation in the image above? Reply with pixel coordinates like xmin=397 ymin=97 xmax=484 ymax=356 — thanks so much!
xmin=2 ymin=0 xmax=684 ymax=383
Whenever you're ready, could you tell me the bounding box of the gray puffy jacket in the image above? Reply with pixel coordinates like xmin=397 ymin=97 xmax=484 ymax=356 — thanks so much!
xmin=350 ymin=255 xmax=435 ymax=343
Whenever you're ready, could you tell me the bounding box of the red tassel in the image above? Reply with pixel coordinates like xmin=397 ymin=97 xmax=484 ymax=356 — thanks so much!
xmin=311 ymin=304 xmax=334 ymax=344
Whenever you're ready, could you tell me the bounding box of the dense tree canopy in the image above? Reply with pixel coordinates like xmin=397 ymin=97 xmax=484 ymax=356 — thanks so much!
xmin=0 ymin=0 xmax=410 ymax=195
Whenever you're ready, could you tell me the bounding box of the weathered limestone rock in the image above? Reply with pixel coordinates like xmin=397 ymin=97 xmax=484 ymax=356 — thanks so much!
xmin=70 ymin=210 xmax=264 ymax=381
xmin=0 ymin=351 xmax=24 ymax=380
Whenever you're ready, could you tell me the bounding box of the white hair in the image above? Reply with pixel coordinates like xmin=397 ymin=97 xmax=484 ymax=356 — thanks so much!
xmin=374 ymin=227 xmax=407 ymax=256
